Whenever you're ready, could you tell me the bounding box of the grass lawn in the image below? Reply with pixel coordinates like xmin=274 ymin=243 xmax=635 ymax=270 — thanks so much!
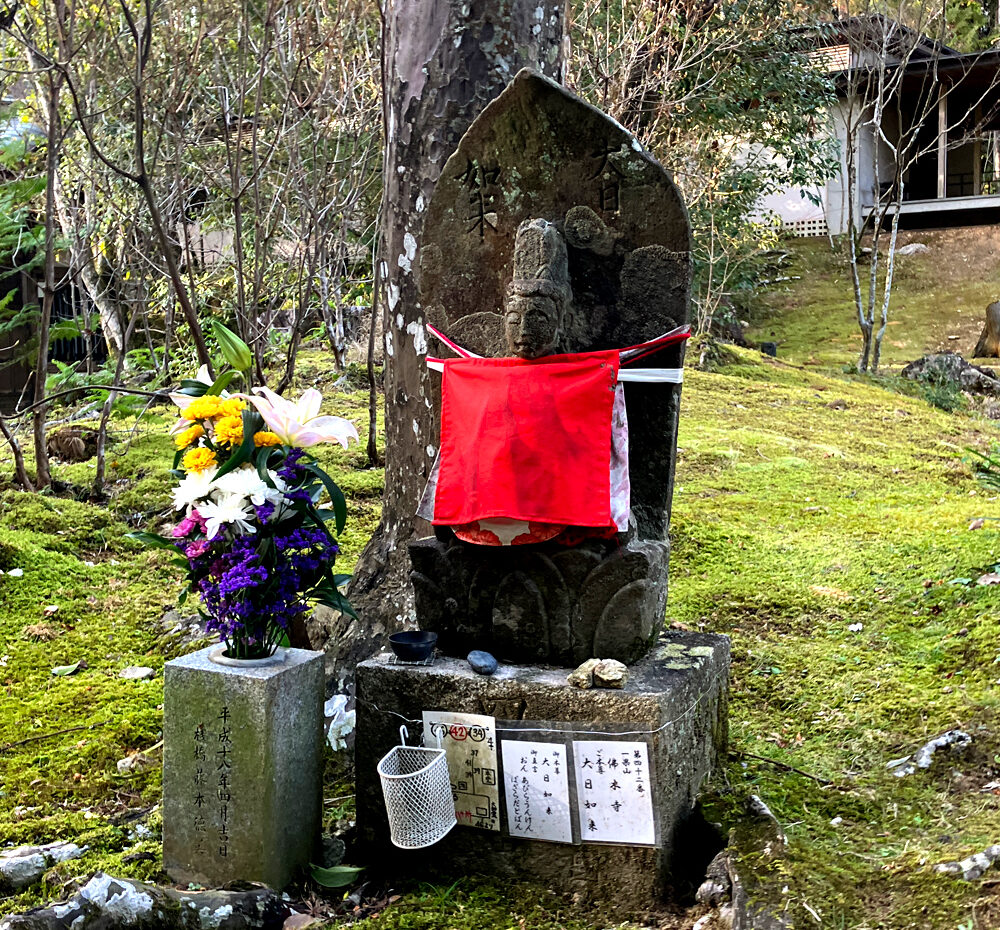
xmin=4 ymin=246 xmax=1000 ymax=927
xmin=747 ymin=226 xmax=1000 ymax=371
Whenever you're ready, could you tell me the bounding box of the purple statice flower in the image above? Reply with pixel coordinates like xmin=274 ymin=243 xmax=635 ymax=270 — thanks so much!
xmin=275 ymin=525 xmax=338 ymax=575
xmin=277 ymin=448 xmax=307 ymax=483
xmin=175 ymin=471 xmax=344 ymax=651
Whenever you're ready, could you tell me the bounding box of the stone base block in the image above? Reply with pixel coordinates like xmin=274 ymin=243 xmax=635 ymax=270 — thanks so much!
xmin=163 ymin=646 xmax=324 ymax=890
xmin=355 ymin=632 xmax=729 ymax=909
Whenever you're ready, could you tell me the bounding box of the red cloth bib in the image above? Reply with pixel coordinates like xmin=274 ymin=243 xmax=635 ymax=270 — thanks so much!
xmin=434 ymin=350 xmax=619 ymax=528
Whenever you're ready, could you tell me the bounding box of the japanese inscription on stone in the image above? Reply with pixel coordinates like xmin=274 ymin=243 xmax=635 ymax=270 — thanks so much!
xmin=455 ymin=158 xmax=502 ymax=239
xmin=590 ymin=139 xmax=624 ymax=214
xmin=572 ymin=740 xmax=655 ymax=846
xmin=500 ymin=740 xmax=573 ymax=844
xmin=190 ymin=705 xmax=236 ymax=859
xmin=216 ymin=705 xmax=233 ymax=857
xmin=192 ymin=722 xmax=209 ymax=856
xmin=422 ymin=711 xmax=500 ymax=831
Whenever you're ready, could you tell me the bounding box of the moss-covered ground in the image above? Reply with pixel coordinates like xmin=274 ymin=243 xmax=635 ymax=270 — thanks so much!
xmin=5 ymin=249 xmax=1000 ymax=928
xmin=747 ymin=227 xmax=1000 ymax=371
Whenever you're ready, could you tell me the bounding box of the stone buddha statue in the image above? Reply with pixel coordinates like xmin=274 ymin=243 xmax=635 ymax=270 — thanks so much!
xmin=410 ymin=70 xmax=691 ymax=667
xmin=503 ymin=218 xmax=572 ymax=360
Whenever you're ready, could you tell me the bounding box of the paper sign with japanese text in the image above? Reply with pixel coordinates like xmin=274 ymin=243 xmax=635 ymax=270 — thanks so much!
xmin=572 ymin=740 xmax=655 ymax=846
xmin=500 ymin=739 xmax=573 ymax=844
xmin=422 ymin=711 xmax=500 ymax=831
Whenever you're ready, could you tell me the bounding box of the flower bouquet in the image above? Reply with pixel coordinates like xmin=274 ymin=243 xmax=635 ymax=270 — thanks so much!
xmin=134 ymin=332 xmax=358 ymax=661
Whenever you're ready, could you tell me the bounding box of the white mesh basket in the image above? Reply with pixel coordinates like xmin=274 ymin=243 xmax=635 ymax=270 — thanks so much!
xmin=378 ymin=726 xmax=456 ymax=849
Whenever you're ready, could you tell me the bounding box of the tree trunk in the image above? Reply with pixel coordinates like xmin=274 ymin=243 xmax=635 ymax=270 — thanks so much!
xmin=974 ymin=301 xmax=1000 ymax=358
xmin=313 ymin=1 xmax=567 ymax=692
xmin=32 ymin=73 xmax=62 ymax=490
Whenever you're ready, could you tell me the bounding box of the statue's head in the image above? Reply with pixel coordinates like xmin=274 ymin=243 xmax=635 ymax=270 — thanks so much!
xmin=503 ymin=218 xmax=572 ymax=359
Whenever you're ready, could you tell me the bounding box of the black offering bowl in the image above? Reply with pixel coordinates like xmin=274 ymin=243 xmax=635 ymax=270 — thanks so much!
xmin=388 ymin=631 xmax=438 ymax=662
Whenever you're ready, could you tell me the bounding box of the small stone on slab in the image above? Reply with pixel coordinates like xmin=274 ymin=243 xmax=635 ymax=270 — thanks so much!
xmin=467 ymin=650 xmax=498 ymax=675
xmin=568 ymin=658 xmax=600 ymax=689
xmin=593 ymin=659 xmax=628 ymax=689
xmin=119 ymin=666 xmax=155 ymax=680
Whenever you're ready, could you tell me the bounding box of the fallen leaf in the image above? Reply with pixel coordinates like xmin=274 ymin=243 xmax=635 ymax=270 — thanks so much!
xmin=977 ymin=573 xmax=1000 ymax=586
xmin=310 ymin=863 xmax=364 ymax=889
xmin=51 ymin=661 xmax=81 ymax=676
xmin=969 ymin=518 xmax=985 ymax=531
xmin=43 ymin=604 xmax=59 ymax=617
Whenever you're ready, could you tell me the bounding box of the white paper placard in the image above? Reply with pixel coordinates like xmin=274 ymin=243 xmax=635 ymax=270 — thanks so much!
xmin=572 ymin=740 xmax=655 ymax=846
xmin=500 ymin=739 xmax=574 ymax=844
xmin=422 ymin=711 xmax=500 ymax=831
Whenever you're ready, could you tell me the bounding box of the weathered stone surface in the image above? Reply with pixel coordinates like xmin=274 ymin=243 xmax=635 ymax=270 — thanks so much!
xmin=116 ymin=752 xmax=155 ymax=775
xmin=119 ymin=665 xmax=155 ymax=680
xmin=0 ymin=872 xmax=291 ymax=930
xmin=895 ymin=242 xmax=929 ymax=255
xmin=901 ymin=352 xmax=1000 ymax=395
xmin=467 ymin=650 xmax=498 ymax=675
xmin=0 ymin=842 xmax=86 ymax=893
xmin=163 ymin=646 xmax=324 ymax=890
xmin=411 ymin=533 xmax=669 ymax=665
xmin=593 ymin=658 xmax=628 ymax=689
xmin=936 ymin=844 xmax=1000 ymax=880
xmin=568 ymin=657 xmax=601 ymax=689
xmin=691 ymin=790 xmax=797 ymax=930
xmin=355 ymin=632 xmax=729 ymax=910
xmin=410 ymin=70 xmax=691 ymax=667
xmin=886 ymin=728 xmax=973 ymax=777
xmin=974 ymin=300 xmax=1000 ymax=357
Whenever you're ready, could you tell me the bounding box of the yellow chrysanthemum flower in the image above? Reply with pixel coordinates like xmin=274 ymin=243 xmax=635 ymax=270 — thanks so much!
xmin=182 ymin=395 xmax=224 ymax=421
xmin=173 ymin=424 xmax=205 ymax=449
xmin=214 ymin=415 xmax=244 ymax=446
xmin=182 ymin=447 xmax=218 ymax=473
xmin=253 ymin=431 xmax=281 ymax=447
xmin=217 ymin=398 xmax=247 ymax=418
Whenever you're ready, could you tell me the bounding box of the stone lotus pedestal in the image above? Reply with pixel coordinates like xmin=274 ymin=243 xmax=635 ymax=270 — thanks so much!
xmin=163 ymin=645 xmax=324 ymax=890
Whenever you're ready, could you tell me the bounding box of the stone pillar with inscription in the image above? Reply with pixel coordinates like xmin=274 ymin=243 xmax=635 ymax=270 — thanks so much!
xmin=162 ymin=646 xmax=324 ymax=890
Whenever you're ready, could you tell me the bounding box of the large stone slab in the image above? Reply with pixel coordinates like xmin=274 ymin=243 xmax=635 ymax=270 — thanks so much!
xmin=355 ymin=632 xmax=729 ymax=908
xmin=163 ymin=646 xmax=324 ymax=890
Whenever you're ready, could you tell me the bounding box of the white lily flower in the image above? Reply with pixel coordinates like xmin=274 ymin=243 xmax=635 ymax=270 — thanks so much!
xmin=171 ymin=467 xmax=219 ymax=511
xmin=241 ymin=387 xmax=358 ymax=448
xmin=324 ymin=695 xmax=356 ymax=751
xmin=199 ymin=496 xmax=257 ymax=540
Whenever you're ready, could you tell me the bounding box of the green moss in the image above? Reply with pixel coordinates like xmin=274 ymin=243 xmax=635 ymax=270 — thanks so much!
xmin=4 ymin=333 xmax=1000 ymax=925
xmin=746 ymin=228 xmax=1000 ymax=371
xmin=0 ymin=358 xmax=384 ymax=911
xmin=669 ymin=360 xmax=1000 ymax=927
xmin=347 ymin=877 xmax=648 ymax=929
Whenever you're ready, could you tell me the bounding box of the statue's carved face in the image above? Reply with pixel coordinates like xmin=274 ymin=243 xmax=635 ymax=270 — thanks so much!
xmin=504 ymin=292 xmax=560 ymax=359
